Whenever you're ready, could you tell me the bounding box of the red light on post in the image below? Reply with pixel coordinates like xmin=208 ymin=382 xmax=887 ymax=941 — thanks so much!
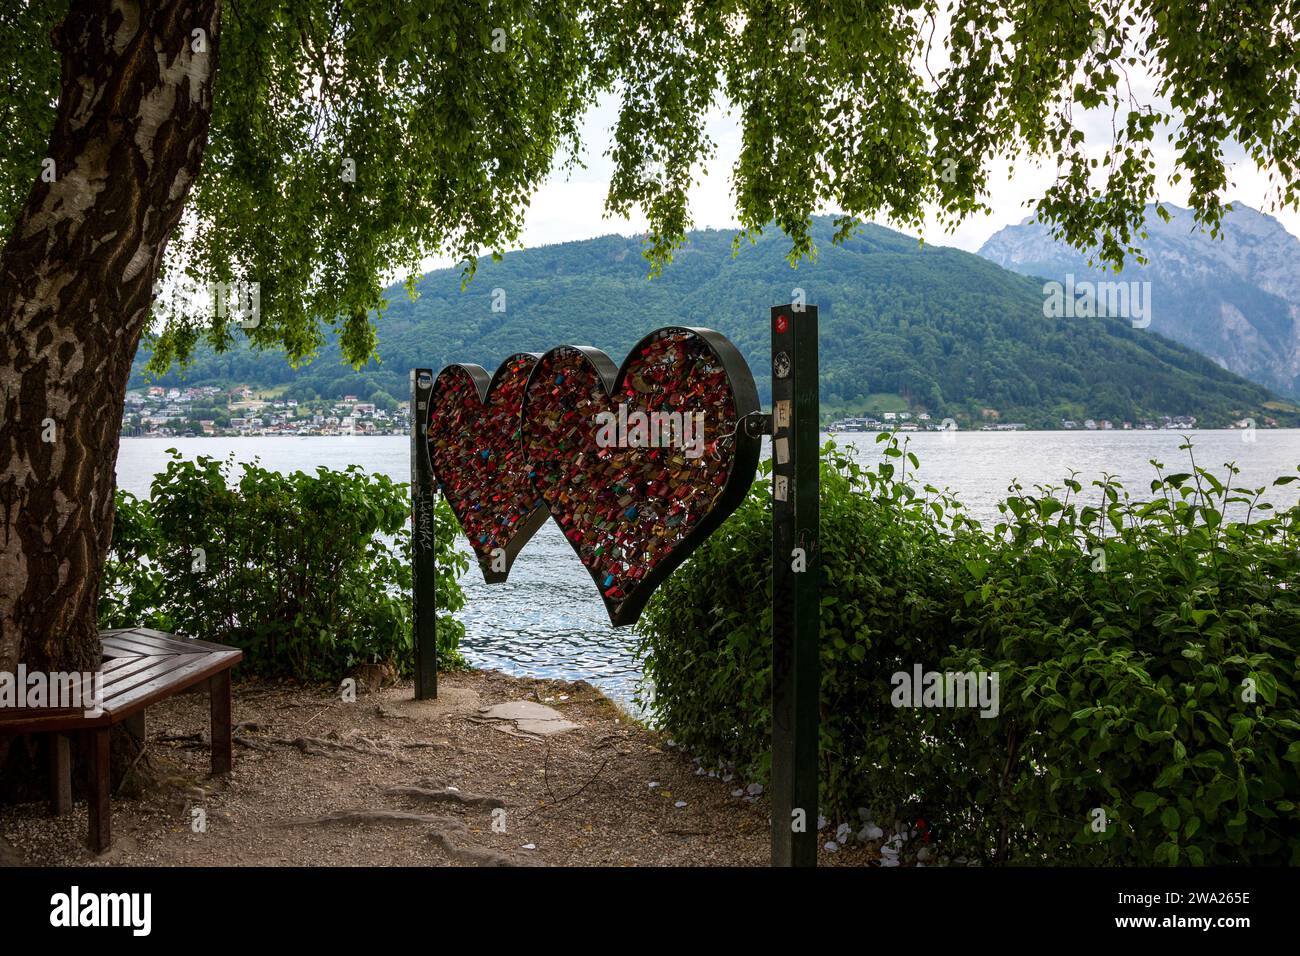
xmin=774 ymin=313 xmax=789 ymax=334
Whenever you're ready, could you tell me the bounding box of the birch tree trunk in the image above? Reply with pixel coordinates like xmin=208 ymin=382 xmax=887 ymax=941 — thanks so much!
xmin=0 ymin=0 xmax=220 ymax=687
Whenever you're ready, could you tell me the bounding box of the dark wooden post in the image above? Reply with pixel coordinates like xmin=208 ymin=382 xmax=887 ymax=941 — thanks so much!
xmin=769 ymin=303 xmax=820 ymax=867
xmin=86 ymin=727 xmax=111 ymax=854
xmin=410 ymin=369 xmax=439 ymax=700
xmin=209 ymin=670 xmax=233 ymax=775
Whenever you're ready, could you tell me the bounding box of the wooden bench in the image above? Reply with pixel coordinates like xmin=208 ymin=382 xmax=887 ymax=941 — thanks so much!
xmin=0 ymin=627 xmax=242 ymax=853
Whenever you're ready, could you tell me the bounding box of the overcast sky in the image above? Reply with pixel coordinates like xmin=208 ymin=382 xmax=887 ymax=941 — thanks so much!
xmin=420 ymin=89 xmax=1300 ymax=275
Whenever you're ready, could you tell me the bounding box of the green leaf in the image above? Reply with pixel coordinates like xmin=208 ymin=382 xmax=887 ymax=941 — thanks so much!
xmin=1154 ymin=763 xmax=1184 ymax=788
xmin=1133 ymin=792 xmax=1161 ymax=813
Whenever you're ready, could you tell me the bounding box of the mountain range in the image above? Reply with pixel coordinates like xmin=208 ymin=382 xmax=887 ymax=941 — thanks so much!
xmin=979 ymin=202 xmax=1300 ymax=399
xmin=131 ymin=216 xmax=1299 ymax=428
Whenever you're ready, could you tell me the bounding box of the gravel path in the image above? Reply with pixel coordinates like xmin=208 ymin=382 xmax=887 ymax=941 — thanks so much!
xmin=0 ymin=670 xmax=882 ymax=867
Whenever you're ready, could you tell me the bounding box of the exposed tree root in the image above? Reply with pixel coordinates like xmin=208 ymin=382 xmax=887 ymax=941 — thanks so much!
xmin=241 ymin=732 xmax=408 ymax=762
xmin=428 ymin=830 xmax=529 ymax=867
xmin=286 ymin=809 xmax=457 ymax=827
xmin=385 ymin=785 xmax=505 ymax=809
xmin=284 ymin=808 xmax=531 ymax=866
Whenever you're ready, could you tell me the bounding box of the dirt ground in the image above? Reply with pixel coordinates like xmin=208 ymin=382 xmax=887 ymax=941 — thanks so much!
xmin=0 ymin=670 xmax=885 ymax=867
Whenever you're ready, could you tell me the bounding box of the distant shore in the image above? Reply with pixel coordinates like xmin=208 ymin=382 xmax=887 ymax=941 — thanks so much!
xmin=118 ymin=425 xmax=1299 ymax=439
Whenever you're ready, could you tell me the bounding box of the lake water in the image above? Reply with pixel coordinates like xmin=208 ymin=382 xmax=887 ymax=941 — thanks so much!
xmin=116 ymin=430 xmax=1300 ymax=708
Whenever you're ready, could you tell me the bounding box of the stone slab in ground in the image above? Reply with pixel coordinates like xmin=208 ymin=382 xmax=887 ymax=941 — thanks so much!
xmin=477 ymin=700 xmax=579 ymax=736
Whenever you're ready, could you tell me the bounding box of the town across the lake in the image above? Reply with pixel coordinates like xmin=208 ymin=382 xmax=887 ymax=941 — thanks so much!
xmin=120 ymin=385 xmax=409 ymax=438
xmin=120 ymin=383 xmax=1274 ymax=439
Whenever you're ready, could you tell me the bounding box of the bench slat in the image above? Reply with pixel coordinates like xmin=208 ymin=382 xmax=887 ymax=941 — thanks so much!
xmin=164 ymin=634 xmax=244 ymax=654
xmin=101 ymin=655 xmax=143 ymax=675
xmin=0 ymin=706 xmax=85 ymax=722
xmin=114 ymin=633 xmax=188 ymax=653
xmin=100 ymin=653 xmax=183 ymax=690
xmin=102 ymin=655 xmax=202 ymax=703
xmin=104 ymin=652 xmax=240 ymax=718
xmin=122 ymin=627 xmax=193 ymax=645
xmin=101 ymin=633 xmax=177 ymax=657
xmin=120 ymin=629 xmax=239 ymax=655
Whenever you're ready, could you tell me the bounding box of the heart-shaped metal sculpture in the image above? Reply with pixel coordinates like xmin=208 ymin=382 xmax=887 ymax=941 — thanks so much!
xmin=426 ymin=353 xmax=549 ymax=583
xmin=520 ymin=327 xmax=760 ymax=625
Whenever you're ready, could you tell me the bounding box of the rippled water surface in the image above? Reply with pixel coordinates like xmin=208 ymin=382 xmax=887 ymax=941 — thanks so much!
xmin=117 ymin=430 xmax=1300 ymax=708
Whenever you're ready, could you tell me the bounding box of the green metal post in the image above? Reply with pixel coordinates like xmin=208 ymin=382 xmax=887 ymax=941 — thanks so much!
xmin=769 ymin=303 xmax=820 ymax=867
xmin=410 ymin=368 xmax=438 ymax=700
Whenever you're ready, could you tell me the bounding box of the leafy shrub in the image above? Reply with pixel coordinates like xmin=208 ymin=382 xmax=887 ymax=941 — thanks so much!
xmin=100 ymin=452 xmax=468 ymax=681
xmin=637 ymin=436 xmax=1300 ymax=864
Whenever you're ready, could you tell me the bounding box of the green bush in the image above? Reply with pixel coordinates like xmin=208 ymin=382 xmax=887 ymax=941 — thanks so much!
xmin=100 ymin=452 xmax=468 ymax=681
xmin=636 ymin=436 xmax=1300 ymax=865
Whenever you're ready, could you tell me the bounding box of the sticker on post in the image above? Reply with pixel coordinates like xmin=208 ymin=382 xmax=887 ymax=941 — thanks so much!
xmin=774 ymin=475 xmax=789 ymax=502
xmin=775 ymin=437 xmax=790 ymax=465
xmin=774 ymin=400 xmax=791 ymax=430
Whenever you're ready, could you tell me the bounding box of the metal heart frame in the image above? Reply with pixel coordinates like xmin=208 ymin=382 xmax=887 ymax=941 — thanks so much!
xmin=426 ymin=353 xmax=550 ymax=584
xmin=520 ymin=326 xmax=761 ymax=626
